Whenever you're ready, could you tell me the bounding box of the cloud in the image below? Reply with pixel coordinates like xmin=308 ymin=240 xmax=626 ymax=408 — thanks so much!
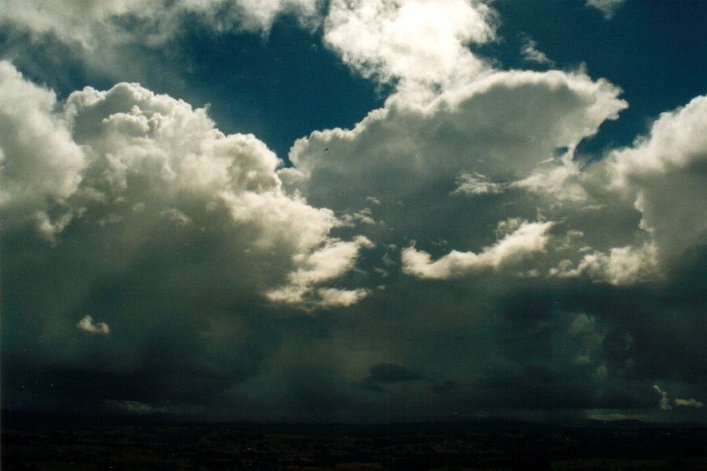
xmin=520 ymin=36 xmax=554 ymax=66
xmin=1 ymin=64 xmax=383 ymax=412
xmin=76 ymin=315 xmax=111 ymax=335
xmin=4 ymin=68 xmax=368 ymax=307
xmin=285 ymin=64 xmax=681 ymax=292
xmin=585 ymin=0 xmax=625 ymax=20
xmin=288 ymin=69 xmax=626 ymax=217
xmin=0 ymin=0 xmax=324 ymax=88
xmin=4 ymin=0 xmax=707 ymax=424
xmin=323 ymin=0 xmax=496 ymax=101
xmin=0 ymin=59 xmax=376 ymax=413
xmin=653 ymin=384 xmax=672 ymax=411
xmin=2 ymin=0 xmax=495 ymax=101
xmin=607 ymin=95 xmax=707 ymax=262
xmin=316 ymin=288 xmax=371 ymax=308
xmin=0 ymin=61 xmax=86 ymax=243
xmin=674 ymin=398 xmax=704 ymax=409
xmin=228 ymin=0 xmax=323 ymax=33
xmin=402 ymin=221 xmax=553 ymax=279
xmin=567 ymin=313 xmax=605 ymax=366
xmin=111 ymin=400 xmax=156 ymax=414
xmin=266 ymin=236 xmax=374 ymax=308
xmin=1 ymin=0 xmax=149 ymax=47
xmin=453 ymin=172 xmax=506 ymax=196
xmin=524 ymin=93 xmax=707 ymax=288
xmin=551 ymin=243 xmax=660 ymax=286
xmin=0 ymin=0 xmax=322 ymax=46
xmin=651 ymin=387 xmax=704 ymax=412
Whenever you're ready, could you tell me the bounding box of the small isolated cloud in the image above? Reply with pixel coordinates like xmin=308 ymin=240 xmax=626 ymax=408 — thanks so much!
xmin=653 ymin=384 xmax=672 ymax=411
xmin=520 ymin=36 xmax=555 ymax=66
xmin=675 ymin=398 xmax=704 ymax=409
xmin=585 ymin=0 xmax=625 ymax=20
xmin=76 ymin=315 xmax=110 ymax=335
xmin=402 ymin=221 xmax=553 ymax=279
xmin=652 ymin=385 xmax=705 ymax=411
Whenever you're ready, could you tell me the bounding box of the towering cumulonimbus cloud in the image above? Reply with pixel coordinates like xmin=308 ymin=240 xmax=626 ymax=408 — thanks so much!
xmin=0 ymin=61 xmax=86 ymax=240
xmin=0 ymin=58 xmax=374 ymax=414
xmin=0 ymin=60 xmax=369 ymax=310
xmin=283 ymin=69 xmax=629 ymax=288
xmin=549 ymin=94 xmax=707 ymax=285
xmin=286 ymin=70 xmax=627 ymax=204
xmin=608 ymin=95 xmax=707 ymax=260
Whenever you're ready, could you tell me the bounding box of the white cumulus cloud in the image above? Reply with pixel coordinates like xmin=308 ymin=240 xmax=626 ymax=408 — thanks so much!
xmin=288 ymin=69 xmax=626 ymax=210
xmin=0 ymin=61 xmax=87 ymax=242
xmin=0 ymin=62 xmax=370 ymax=310
xmin=551 ymin=243 xmax=660 ymax=286
xmin=266 ymin=236 xmax=374 ymax=307
xmin=0 ymin=0 xmax=323 ymax=84
xmin=323 ymin=0 xmax=496 ymax=101
xmin=608 ymin=95 xmax=707 ymax=261
xmin=0 ymin=0 xmax=322 ymax=46
xmin=402 ymin=221 xmax=553 ymax=279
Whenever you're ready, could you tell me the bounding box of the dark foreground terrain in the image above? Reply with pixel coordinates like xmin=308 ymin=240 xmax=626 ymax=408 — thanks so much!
xmin=3 ymin=413 xmax=707 ymax=470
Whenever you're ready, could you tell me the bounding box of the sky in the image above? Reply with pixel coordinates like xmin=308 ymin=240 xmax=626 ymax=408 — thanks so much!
xmin=1 ymin=0 xmax=706 ymax=423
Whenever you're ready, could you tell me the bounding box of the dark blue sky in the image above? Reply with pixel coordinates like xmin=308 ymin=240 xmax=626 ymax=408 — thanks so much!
xmin=172 ymin=16 xmax=384 ymax=159
xmin=484 ymin=0 xmax=707 ymax=155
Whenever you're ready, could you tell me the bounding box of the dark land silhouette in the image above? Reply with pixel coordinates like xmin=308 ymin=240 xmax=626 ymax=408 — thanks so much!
xmin=3 ymin=411 xmax=707 ymax=470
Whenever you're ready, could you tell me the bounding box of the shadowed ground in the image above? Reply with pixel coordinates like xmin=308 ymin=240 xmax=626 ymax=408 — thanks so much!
xmin=3 ymin=413 xmax=707 ymax=470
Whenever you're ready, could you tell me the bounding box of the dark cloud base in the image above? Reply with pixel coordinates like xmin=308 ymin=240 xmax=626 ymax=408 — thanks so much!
xmin=4 ymin=251 xmax=706 ymax=422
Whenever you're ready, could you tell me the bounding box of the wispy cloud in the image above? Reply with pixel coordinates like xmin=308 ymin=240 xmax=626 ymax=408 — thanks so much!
xmin=520 ymin=36 xmax=555 ymax=66
xmin=585 ymin=0 xmax=625 ymax=20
